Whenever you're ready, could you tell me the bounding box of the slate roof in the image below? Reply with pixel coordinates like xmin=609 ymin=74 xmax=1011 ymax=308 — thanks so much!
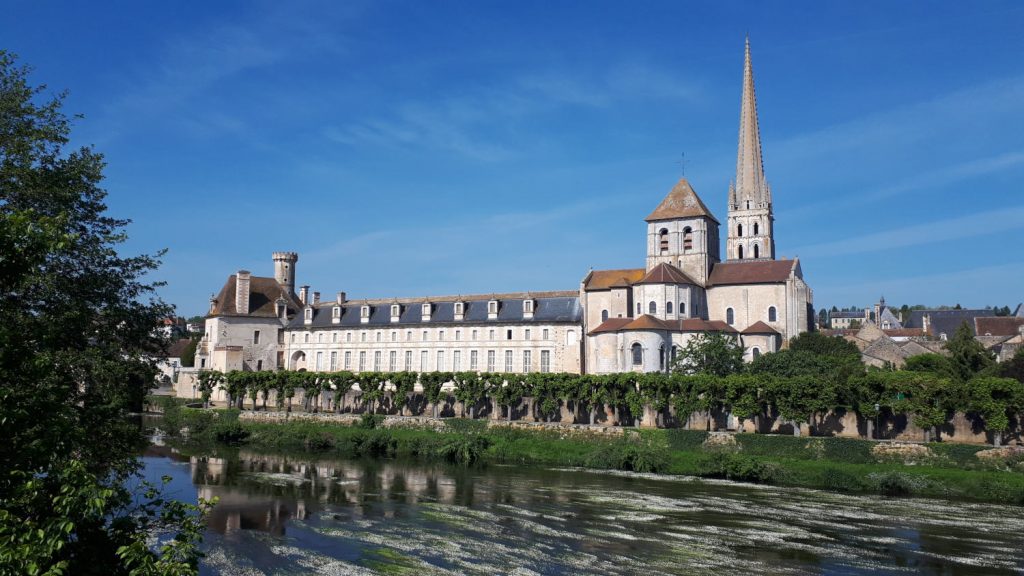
xmin=588 ymin=315 xmax=737 ymax=335
xmin=831 ymin=310 xmax=865 ymax=319
xmin=209 ymin=275 xmax=302 ymax=318
xmin=636 ymin=263 xmax=699 ymax=286
xmin=645 ymin=178 xmax=719 ymax=223
xmin=583 ymin=268 xmax=646 ymax=291
xmin=707 ymin=259 xmax=799 ymax=286
xmin=974 ymin=317 xmax=1024 ymax=337
xmin=903 ymin=309 xmax=989 ymax=337
xmin=289 ymin=294 xmax=582 ymax=329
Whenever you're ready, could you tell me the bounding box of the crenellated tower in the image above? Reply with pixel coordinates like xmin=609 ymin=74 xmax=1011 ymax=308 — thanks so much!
xmin=726 ymin=38 xmax=775 ymax=261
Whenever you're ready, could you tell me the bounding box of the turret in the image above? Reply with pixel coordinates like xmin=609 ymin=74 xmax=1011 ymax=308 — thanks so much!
xmin=272 ymin=251 xmax=298 ymax=295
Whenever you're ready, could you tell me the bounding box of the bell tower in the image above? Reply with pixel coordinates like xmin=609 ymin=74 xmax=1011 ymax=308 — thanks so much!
xmin=645 ymin=177 xmax=720 ymax=286
xmin=726 ymin=38 xmax=775 ymax=261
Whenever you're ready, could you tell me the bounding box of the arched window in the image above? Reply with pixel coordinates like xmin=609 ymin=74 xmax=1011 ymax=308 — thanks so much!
xmin=726 ymin=307 xmax=735 ymax=325
xmin=671 ymin=345 xmax=680 ymax=361
xmin=682 ymin=227 xmax=693 ymax=251
xmin=636 ymin=302 xmax=641 ymax=316
xmin=754 ymin=244 xmax=760 ymax=259
xmin=738 ymin=223 xmax=743 ymax=237
xmin=752 ymin=347 xmax=761 ymax=359
xmin=631 ymin=343 xmax=643 ymax=365
xmin=754 ymin=222 xmax=759 ymax=235
xmin=666 ymin=301 xmax=673 ymax=315
xmin=601 ymin=309 xmax=609 ymax=322
xmin=659 ymin=345 xmax=665 ymax=370
xmin=680 ymin=302 xmax=686 ymax=316
xmin=659 ymin=228 xmax=669 ymax=254
xmin=649 ymin=301 xmax=657 ymax=315
xmin=768 ymin=306 xmax=777 ymax=322
xmin=738 ymin=245 xmax=744 ymax=259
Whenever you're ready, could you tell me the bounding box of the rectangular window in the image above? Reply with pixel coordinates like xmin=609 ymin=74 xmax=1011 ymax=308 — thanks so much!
xmin=506 ymin=329 xmax=513 ymax=340
xmin=316 ymin=351 xmax=323 ymax=371
xmin=455 ymin=330 xmax=461 ymax=341
xmin=406 ymin=330 xmax=412 ymax=341
xmin=487 ymin=350 xmax=495 ymax=372
xmin=253 ymin=330 xmax=261 ymax=345
xmin=489 ymin=329 xmax=495 ymax=340
xmin=439 ymin=330 xmax=445 ymax=341
xmin=360 ymin=332 xmax=366 ymax=342
xmin=420 ymin=350 xmax=428 ymax=371
xmin=391 ymin=331 xmax=397 ymax=342
xmin=332 ymin=332 xmax=338 ymax=343
xmin=504 ymin=350 xmax=513 ymax=372
xmin=389 ymin=351 xmax=397 ymax=371
xmin=522 ymin=350 xmax=531 ymax=373
xmin=405 ymin=351 xmax=412 ymax=371
xmin=256 ymin=359 xmax=263 ymax=371
xmin=453 ymin=350 xmax=461 ymax=371
xmin=276 ymin=351 xmax=284 ymax=368
xmin=346 ymin=332 xmax=352 ymax=342
xmin=358 ymin=351 xmax=366 ymax=372
xmin=470 ymin=350 xmax=478 ymax=371
xmin=330 ymin=351 xmax=338 ymax=371
xmin=524 ymin=329 xmax=531 ymax=340
xmin=541 ymin=350 xmax=550 ymax=373
xmin=374 ymin=351 xmax=381 ymax=371
xmin=376 ymin=332 xmax=381 ymax=342
xmin=344 ymin=351 xmax=351 ymax=370
xmin=542 ymin=328 xmax=549 ymax=340
xmin=422 ymin=330 xmax=428 ymax=341
xmin=472 ymin=329 xmax=478 ymax=340
xmin=290 ymin=333 xmax=296 ymax=343
xmin=437 ymin=350 xmax=444 ymax=371
xmin=277 ymin=329 xmax=285 ymax=344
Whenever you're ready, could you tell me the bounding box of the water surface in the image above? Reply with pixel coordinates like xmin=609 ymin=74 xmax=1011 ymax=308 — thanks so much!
xmin=141 ymin=444 xmax=1024 ymax=575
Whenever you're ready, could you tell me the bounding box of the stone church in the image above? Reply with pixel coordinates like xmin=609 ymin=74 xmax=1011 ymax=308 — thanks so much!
xmin=196 ymin=40 xmax=813 ymax=376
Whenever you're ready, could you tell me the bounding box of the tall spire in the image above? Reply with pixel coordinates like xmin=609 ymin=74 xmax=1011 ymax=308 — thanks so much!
xmin=733 ymin=36 xmax=768 ymax=206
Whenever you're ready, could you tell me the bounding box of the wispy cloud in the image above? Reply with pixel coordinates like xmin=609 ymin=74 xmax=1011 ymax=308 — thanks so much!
xmin=791 ymin=205 xmax=1024 ymax=258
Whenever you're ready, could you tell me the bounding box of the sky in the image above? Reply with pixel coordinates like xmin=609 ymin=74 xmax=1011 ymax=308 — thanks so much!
xmin=3 ymin=1 xmax=1023 ymax=316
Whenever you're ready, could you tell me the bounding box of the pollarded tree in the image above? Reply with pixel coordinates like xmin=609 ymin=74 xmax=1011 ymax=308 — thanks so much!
xmin=965 ymin=376 xmax=1024 ymax=446
xmin=0 ymin=51 xmax=207 ymax=575
xmin=672 ymin=332 xmax=745 ymax=377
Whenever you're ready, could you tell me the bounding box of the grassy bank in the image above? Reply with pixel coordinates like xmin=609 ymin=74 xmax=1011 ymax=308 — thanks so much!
xmin=155 ymin=403 xmax=1024 ymax=505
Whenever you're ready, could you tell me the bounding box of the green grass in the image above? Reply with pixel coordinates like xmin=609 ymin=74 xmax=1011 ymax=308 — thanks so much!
xmin=164 ymin=411 xmax=1024 ymax=505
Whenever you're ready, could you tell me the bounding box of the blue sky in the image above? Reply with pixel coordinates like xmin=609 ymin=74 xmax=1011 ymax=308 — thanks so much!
xmin=4 ymin=1 xmax=1023 ymax=316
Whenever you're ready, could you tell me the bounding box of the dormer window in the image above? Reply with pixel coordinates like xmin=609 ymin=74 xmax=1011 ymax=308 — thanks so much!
xmin=390 ymin=304 xmax=401 ymax=322
xmin=332 ymin=306 xmax=341 ymax=324
xmin=488 ymin=300 xmax=499 ymax=319
xmin=523 ymin=299 xmax=535 ymax=319
xmin=360 ymin=305 xmax=370 ymax=324
xmin=454 ymin=301 xmax=465 ymax=320
xmin=304 ymin=307 xmax=313 ymax=324
xmin=421 ymin=302 xmax=432 ymax=321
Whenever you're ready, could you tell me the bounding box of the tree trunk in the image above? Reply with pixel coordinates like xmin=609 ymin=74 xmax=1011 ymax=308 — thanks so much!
xmin=793 ymin=420 xmax=801 ymax=437
xmin=866 ymin=419 xmax=874 ymax=440
xmin=994 ymin=431 xmax=1003 ymax=447
xmin=589 ymin=406 xmax=597 ymax=426
xmin=924 ymin=428 xmax=931 ymax=443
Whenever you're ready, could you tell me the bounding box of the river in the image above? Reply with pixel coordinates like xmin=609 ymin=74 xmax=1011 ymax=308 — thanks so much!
xmin=140 ymin=442 xmax=1024 ymax=575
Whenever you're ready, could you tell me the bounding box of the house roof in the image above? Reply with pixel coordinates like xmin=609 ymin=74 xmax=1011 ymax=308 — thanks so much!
xmin=707 ymin=259 xmax=799 ymax=286
xmin=741 ymin=321 xmax=779 ymax=334
xmin=831 ymin=310 xmax=865 ymax=319
xmin=883 ymin=328 xmax=926 ymax=338
xmin=645 ymin=178 xmax=719 ymax=223
xmin=157 ymin=338 xmax=192 ymax=359
xmin=974 ymin=317 xmax=1024 ymax=337
xmin=209 ymin=275 xmax=302 ymax=318
xmin=289 ymin=294 xmax=582 ymax=330
xmin=636 ymin=263 xmax=699 ymax=286
xmin=903 ymin=309 xmax=989 ymax=337
xmin=583 ymin=268 xmax=646 ymax=291
xmin=588 ymin=316 xmax=738 ymax=335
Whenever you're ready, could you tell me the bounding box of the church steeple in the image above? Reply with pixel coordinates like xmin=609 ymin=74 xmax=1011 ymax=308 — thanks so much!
xmin=727 ymin=37 xmax=775 ymax=261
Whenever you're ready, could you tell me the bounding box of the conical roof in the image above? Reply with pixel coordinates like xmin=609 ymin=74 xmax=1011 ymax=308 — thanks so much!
xmin=645 ymin=177 xmax=718 ymax=223
xmin=733 ymin=37 xmax=770 ymax=205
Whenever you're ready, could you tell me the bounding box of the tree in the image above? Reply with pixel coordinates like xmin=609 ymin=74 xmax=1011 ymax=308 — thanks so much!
xmin=997 ymin=348 xmax=1024 ymax=384
xmin=945 ymin=321 xmax=994 ymax=383
xmin=789 ymin=331 xmax=861 ymax=358
xmin=0 ymin=51 xmax=207 ymax=574
xmin=672 ymin=332 xmax=745 ymax=377
xmin=180 ymin=337 xmax=199 ymax=367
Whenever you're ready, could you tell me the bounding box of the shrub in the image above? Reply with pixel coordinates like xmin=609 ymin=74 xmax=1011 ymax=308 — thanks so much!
xmin=870 ymin=472 xmax=921 ymax=496
xmin=665 ymin=430 xmax=709 ymax=452
xmin=303 ymin=431 xmax=336 ymax=452
xmin=438 ymin=435 xmax=491 ymax=465
xmin=695 ymin=453 xmax=780 ymax=484
xmin=358 ymin=413 xmax=385 ymax=429
xmin=213 ymin=422 xmax=250 ymax=445
xmin=820 ymin=467 xmax=863 ymax=492
xmin=586 ymin=439 xmax=670 ymax=473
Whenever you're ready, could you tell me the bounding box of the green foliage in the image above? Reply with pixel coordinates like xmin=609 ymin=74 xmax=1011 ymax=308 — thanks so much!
xmin=212 ymin=422 xmax=250 ymax=445
xmin=444 ymin=418 xmax=488 ymax=434
xmin=672 ymin=332 xmax=745 ymax=377
xmin=0 ymin=51 xmax=206 ymax=575
xmin=997 ymin=348 xmax=1024 ymax=384
xmin=438 ymin=436 xmax=491 ymax=465
xmin=788 ymin=331 xmax=861 ymax=358
xmin=964 ymin=376 xmax=1024 ymax=434
xmin=664 ymin=430 xmax=709 ymax=451
xmin=945 ymin=321 xmax=995 ymax=383
xmin=179 ymin=337 xmax=199 ymax=368
xmin=819 ymin=467 xmax=864 ymax=492
xmin=695 ymin=453 xmax=781 ymax=484
xmin=585 ymin=437 xmax=670 ymax=473
xmin=358 ymin=413 xmax=385 ymax=429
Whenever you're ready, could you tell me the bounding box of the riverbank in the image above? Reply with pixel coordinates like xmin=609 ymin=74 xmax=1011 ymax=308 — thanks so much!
xmin=158 ymin=406 xmax=1024 ymax=505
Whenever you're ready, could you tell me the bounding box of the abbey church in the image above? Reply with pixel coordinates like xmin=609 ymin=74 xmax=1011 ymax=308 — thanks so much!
xmin=196 ymin=40 xmax=814 ymax=376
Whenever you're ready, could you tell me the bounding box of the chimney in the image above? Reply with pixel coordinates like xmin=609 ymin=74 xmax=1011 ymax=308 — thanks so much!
xmin=864 ymin=305 xmax=871 ymax=324
xmin=299 ymin=285 xmax=309 ymax=305
xmin=235 ymin=271 xmax=251 ymax=314
xmin=312 ymin=291 xmax=321 ymax=305
xmin=336 ymin=291 xmax=346 ymax=304
xmin=922 ymin=314 xmax=930 ymax=335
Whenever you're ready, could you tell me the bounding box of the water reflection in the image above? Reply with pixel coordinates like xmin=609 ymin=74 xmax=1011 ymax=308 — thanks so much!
xmin=141 ymin=446 xmax=1024 ymax=575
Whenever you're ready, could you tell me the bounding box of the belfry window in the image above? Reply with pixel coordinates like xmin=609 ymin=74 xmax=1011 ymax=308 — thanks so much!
xmin=636 ymin=302 xmax=641 ymax=316
xmin=683 ymin=227 xmax=693 ymax=251
xmin=726 ymin=307 xmax=735 ymax=325
xmin=738 ymin=245 xmax=744 ymax=259
xmin=738 ymin=223 xmax=743 ymax=237
xmin=754 ymin=222 xmax=759 ymax=235
xmin=754 ymin=244 xmax=760 ymax=258
xmin=631 ymin=343 xmax=643 ymax=366
xmin=659 ymin=228 xmax=669 ymax=254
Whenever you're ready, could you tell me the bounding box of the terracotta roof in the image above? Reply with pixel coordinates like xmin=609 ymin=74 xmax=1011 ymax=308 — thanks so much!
xmin=884 ymin=328 xmax=926 ymax=338
xmin=588 ymin=317 xmax=633 ymax=335
xmin=741 ymin=321 xmax=779 ymax=334
xmin=707 ymin=259 xmax=798 ymax=286
xmin=974 ymin=317 xmax=1024 ymax=337
xmin=583 ymin=268 xmax=646 ymax=291
xmin=589 ymin=316 xmax=739 ymax=335
xmin=636 ymin=263 xmax=699 ymax=286
xmin=160 ymin=338 xmax=192 ymax=359
xmin=625 ymin=315 xmax=668 ymax=330
xmin=675 ymin=319 xmax=738 ymax=333
xmin=645 ymin=178 xmax=719 ymax=223
xmin=209 ymin=275 xmax=302 ymax=318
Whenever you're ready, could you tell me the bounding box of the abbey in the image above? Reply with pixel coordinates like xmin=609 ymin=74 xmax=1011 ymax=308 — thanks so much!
xmin=196 ymin=40 xmax=813 ymax=376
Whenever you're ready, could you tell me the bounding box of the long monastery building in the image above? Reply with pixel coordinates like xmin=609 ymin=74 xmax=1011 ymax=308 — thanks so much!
xmin=197 ymin=40 xmax=814 ymax=375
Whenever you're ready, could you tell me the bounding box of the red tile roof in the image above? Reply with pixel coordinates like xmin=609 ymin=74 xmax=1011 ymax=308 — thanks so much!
xmin=583 ymin=268 xmax=646 ymax=291
xmin=975 ymin=317 xmax=1024 ymax=337
xmin=588 ymin=316 xmax=738 ymax=335
xmin=645 ymin=178 xmax=719 ymax=223
xmin=636 ymin=263 xmax=699 ymax=285
xmin=707 ymin=259 xmax=799 ymax=286
xmin=741 ymin=321 xmax=779 ymax=334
